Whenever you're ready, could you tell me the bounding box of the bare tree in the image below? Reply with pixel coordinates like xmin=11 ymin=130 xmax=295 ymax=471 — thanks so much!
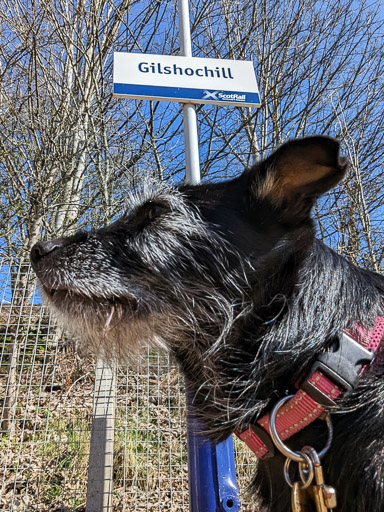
xmin=0 ymin=0 xmax=180 ymax=263
xmin=0 ymin=0 xmax=149 ymax=433
xmin=1 ymin=0 xmax=383 ymax=260
xmin=186 ymin=0 xmax=384 ymax=272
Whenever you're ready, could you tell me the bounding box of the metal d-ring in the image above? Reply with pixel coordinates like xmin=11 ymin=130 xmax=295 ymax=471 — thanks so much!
xmin=269 ymin=394 xmax=333 ymax=463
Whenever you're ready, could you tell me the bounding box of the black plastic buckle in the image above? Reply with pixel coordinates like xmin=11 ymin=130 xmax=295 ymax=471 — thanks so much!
xmin=302 ymin=331 xmax=374 ymax=407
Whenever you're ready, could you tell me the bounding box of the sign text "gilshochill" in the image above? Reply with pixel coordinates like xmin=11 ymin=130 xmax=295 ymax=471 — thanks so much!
xmin=138 ymin=62 xmax=235 ymax=79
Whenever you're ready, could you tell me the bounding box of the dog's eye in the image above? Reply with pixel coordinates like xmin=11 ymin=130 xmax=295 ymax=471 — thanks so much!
xmin=147 ymin=202 xmax=168 ymax=221
xmin=134 ymin=201 xmax=170 ymax=229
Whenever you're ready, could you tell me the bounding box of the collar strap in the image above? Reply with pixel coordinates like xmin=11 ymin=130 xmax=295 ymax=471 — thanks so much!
xmin=235 ymin=318 xmax=384 ymax=460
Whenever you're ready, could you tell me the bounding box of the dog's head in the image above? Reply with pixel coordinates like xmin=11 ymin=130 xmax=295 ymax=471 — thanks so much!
xmin=31 ymin=136 xmax=348 ymax=361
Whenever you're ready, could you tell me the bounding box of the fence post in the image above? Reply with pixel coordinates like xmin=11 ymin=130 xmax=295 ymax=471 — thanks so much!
xmin=86 ymin=361 xmax=116 ymax=512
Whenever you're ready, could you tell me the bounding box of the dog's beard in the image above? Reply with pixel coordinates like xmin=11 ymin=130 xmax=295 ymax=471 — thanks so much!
xmin=39 ymin=284 xmax=170 ymax=360
xmin=38 ymin=276 xmax=247 ymax=367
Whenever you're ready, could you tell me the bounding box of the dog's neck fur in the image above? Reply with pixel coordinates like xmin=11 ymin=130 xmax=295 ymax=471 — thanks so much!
xmin=177 ymin=237 xmax=384 ymax=511
xmin=179 ymin=237 xmax=383 ymax=430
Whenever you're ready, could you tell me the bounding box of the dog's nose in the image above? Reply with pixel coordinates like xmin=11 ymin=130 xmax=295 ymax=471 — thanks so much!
xmin=30 ymin=239 xmax=66 ymax=270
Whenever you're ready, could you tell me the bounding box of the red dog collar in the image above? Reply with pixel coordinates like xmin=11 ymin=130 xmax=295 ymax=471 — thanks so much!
xmin=235 ymin=318 xmax=384 ymax=459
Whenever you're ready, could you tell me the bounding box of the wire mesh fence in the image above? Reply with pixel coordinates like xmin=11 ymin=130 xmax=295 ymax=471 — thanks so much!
xmin=0 ymin=258 xmax=258 ymax=511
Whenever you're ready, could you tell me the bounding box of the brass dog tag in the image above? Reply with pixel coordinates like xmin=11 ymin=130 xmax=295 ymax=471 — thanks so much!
xmin=291 ymin=481 xmax=312 ymax=512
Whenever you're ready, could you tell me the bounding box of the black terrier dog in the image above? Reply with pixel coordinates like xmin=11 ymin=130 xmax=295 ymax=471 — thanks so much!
xmin=31 ymin=136 xmax=384 ymax=512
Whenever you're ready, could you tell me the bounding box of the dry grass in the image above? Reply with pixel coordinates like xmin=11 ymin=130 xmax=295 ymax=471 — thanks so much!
xmin=0 ymin=322 xmax=259 ymax=511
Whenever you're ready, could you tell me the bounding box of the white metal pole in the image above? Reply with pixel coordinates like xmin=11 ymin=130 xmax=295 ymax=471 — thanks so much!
xmin=178 ymin=0 xmax=201 ymax=185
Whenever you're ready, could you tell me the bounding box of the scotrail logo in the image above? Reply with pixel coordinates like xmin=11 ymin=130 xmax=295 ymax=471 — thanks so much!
xmin=202 ymin=90 xmax=220 ymax=100
xmin=202 ymin=90 xmax=246 ymax=102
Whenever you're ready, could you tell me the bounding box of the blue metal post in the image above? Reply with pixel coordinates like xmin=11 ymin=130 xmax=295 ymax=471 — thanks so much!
xmin=186 ymin=394 xmax=241 ymax=512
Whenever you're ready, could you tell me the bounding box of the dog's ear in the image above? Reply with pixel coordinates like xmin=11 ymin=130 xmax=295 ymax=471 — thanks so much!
xmin=248 ymin=136 xmax=348 ymax=214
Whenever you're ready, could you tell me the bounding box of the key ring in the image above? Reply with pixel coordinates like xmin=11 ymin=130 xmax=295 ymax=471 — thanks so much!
xmin=269 ymin=394 xmax=333 ymax=463
xmin=284 ymin=451 xmax=314 ymax=489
